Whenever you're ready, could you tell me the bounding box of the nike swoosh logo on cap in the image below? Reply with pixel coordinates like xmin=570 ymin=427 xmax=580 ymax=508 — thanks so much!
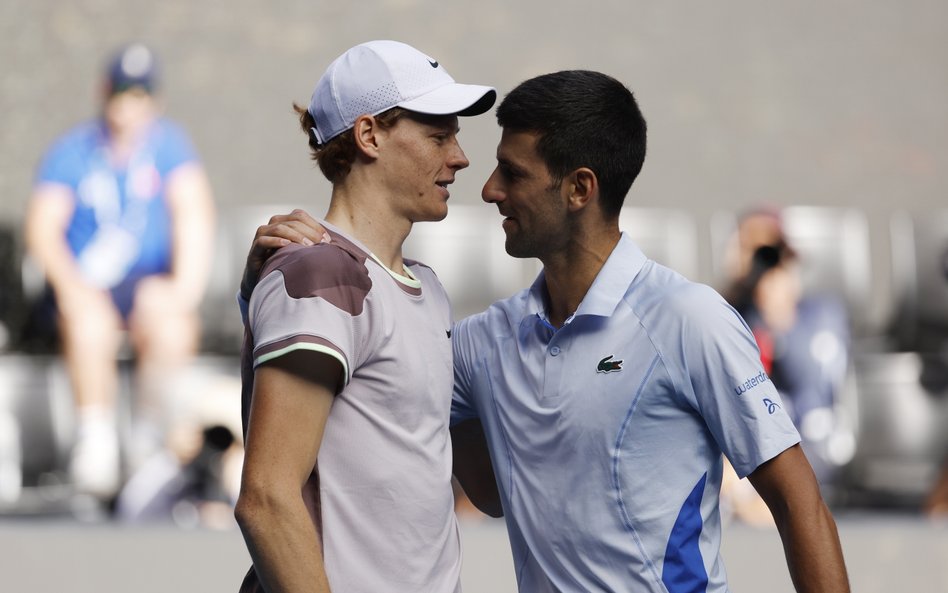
xmin=428 ymin=59 xmax=439 ymax=68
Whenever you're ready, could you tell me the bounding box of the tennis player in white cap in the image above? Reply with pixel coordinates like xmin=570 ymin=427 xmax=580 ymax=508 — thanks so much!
xmin=234 ymin=40 xmax=495 ymax=593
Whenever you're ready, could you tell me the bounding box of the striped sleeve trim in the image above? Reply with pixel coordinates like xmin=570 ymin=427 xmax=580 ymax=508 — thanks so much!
xmin=253 ymin=336 xmax=351 ymax=385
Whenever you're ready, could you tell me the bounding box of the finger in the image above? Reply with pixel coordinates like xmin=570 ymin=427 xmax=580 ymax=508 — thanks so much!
xmin=254 ymin=222 xmax=316 ymax=246
xmin=291 ymin=210 xmax=330 ymax=242
xmin=268 ymin=210 xmax=328 ymax=243
xmin=288 ymin=208 xmax=321 ymax=226
xmin=251 ymin=236 xmax=292 ymax=251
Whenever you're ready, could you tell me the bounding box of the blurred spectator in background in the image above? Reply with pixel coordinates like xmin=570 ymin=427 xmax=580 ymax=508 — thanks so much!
xmin=116 ymin=423 xmax=242 ymax=528
xmin=23 ymin=43 xmax=216 ymax=504
xmin=723 ymin=206 xmax=853 ymax=501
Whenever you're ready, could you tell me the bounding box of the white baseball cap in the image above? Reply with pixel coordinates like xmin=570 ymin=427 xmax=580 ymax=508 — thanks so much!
xmin=308 ymin=40 xmax=497 ymax=145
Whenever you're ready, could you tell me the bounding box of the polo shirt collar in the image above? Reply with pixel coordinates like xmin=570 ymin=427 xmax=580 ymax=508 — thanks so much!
xmin=526 ymin=232 xmax=648 ymax=323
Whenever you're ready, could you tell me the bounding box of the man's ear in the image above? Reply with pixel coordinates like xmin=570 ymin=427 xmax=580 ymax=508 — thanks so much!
xmin=352 ymin=114 xmax=382 ymax=159
xmin=565 ymin=167 xmax=598 ymax=213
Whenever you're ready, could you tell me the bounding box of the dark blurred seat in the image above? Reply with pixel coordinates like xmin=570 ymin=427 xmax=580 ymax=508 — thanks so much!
xmin=838 ymin=210 xmax=948 ymax=508
xmin=0 ymin=224 xmax=34 ymax=353
xmin=0 ymin=225 xmax=18 ymax=351
xmin=889 ymin=209 xmax=948 ymax=356
xmin=0 ymin=354 xmax=76 ymax=515
xmin=843 ymin=351 xmax=948 ymax=508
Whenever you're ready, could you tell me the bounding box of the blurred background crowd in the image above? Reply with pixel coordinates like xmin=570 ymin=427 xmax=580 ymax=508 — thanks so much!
xmin=0 ymin=0 xmax=946 ymax=590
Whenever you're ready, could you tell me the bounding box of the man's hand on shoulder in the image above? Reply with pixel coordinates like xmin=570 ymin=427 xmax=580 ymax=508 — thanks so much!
xmin=240 ymin=208 xmax=329 ymax=300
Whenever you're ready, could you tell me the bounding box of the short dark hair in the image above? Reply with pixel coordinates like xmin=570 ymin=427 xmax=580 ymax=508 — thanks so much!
xmin=293 ymin=103 xmax=408 ymax=183
xmin=496 ymin=70 xmax=647 ymax=217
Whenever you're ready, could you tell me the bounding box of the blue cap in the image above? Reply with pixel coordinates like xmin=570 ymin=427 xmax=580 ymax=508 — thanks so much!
xmin=107 ymin=43 xmax=159 ymax=95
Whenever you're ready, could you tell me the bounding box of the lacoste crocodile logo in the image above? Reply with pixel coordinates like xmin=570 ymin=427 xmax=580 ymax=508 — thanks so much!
xmin=597 ymin=355 xmax=623 ymax=373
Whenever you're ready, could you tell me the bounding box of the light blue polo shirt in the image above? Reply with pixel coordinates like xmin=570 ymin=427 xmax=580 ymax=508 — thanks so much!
xmin=451 ymin=233 xmax=801 ymax=593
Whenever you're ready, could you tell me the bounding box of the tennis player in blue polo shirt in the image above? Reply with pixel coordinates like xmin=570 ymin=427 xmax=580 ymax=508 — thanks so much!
xmin=239 ymin=70 xmax=850 ymax=592
xmin=452 ymin=235 xmax=805 ymax=591
xmin=449 ymin=70 xmax=848 ymax=592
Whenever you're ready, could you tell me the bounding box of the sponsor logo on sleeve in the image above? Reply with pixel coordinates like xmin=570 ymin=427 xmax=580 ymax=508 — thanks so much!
xmin=763 ymin=398 xmax=781 ymax=414
xmin=733 ymin=371 xmax=769 ymax=396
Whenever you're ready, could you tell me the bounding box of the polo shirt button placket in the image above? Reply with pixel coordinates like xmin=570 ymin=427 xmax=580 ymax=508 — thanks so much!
xmin=542 ymin=342 xmax=566 ymax=402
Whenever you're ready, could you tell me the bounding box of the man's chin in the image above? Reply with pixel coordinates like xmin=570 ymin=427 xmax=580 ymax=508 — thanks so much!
xmin=414 ymin=207 xmax=449 ymax=224
xmin=503 ymin=238 xmax=533 ymax=259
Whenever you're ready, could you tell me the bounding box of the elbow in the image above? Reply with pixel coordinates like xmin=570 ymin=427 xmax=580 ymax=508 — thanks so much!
xmin=233 ymin=490 xmax=259 ymax=536
xmin=234 ymin=482 xmax=281 ymax=537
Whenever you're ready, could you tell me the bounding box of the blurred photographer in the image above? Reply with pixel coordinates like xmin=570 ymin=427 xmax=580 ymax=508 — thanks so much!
xmin=725 ymin=210 xmax=852 ymax=497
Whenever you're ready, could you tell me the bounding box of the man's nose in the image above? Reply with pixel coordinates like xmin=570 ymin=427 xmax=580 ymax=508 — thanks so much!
xmin=448 ymin=141 xmax=470 ymax=170
xmin=482 ymin=169 xmax=503 ymax=203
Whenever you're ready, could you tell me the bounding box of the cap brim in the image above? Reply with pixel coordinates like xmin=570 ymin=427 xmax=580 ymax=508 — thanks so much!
xmin=108 ymin=79 xmax=154 ymax=96
xmin=398 ymin=83 xmax=496 ymax=117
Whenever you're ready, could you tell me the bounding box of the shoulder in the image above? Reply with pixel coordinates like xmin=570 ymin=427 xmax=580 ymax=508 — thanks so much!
xmin=404 ymin=257 xmax=438 ymax=284
xmin=405 ymin=258 xmax=450 ymax=298
xmin=630 ymin=261 xmax=728 ymax=321
xmin=263 ymin=241 xmax=370 ymax=289
xmin=629 ymin=262 xmax=748 ymax=348
xmin=42 ymin=122 xmax=99 ymax=160
xmin=259 ymin=243 xmax=372 ymax=315
xmin=36 ymin=122 xmax=101 ymax=182
xmin=147 ymin=118 xmax=199 ymax=168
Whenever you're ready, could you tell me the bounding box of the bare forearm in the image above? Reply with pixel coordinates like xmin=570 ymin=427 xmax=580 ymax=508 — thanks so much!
xmin=167 ymin=164 xmax=215 ymax=307
xmin=239 ymin=351 xmax=339 ymax=592
xmin=750 ymin=446 xmax=850 ymax=593
xmin=451 ymin=419 xmax=503 ymax=517
xmin=24 ymin=196 xmax=86 ymax=293
xmin=775 ymin=500 xmax=849 ymax=592
xmin=170 ymin=217 xmax=213 ymax=307
xmin=236 ymin=495 xmax=331 ymax=593
xmin=31 ymin=237 xmax=85 ymax=293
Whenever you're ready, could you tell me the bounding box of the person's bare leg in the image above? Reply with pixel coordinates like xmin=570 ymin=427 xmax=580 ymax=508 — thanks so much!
xmin=59 ymin=292 xmax=124 ymax=498
xmin=127 ymin=278 xmax=201 ymax=469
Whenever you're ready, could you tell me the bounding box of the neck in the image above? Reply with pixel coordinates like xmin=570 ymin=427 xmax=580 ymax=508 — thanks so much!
xmin=105 ymin=121 xmax=151 ymax=163
xmin=324 ymin=179 xmax=411 ymax=274
xmin=540 ymin=224 xmax=620 ymax=328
